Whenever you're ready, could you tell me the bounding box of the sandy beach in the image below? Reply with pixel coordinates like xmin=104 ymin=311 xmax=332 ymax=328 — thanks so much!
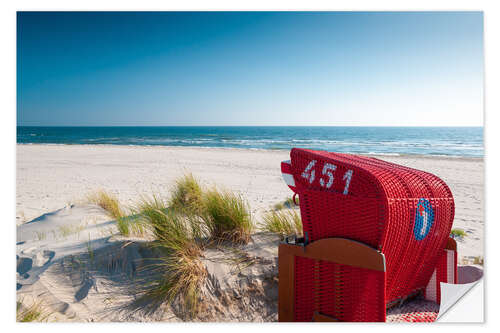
xmin=16 ymin=144 xmax=484 ymax=322
xmin=17 ymin=144 xmax=484 ymax=257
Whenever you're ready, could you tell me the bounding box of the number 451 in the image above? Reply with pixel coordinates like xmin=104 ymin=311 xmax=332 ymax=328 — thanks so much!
xmin=301 ymin=160 xmax=353 ymax=195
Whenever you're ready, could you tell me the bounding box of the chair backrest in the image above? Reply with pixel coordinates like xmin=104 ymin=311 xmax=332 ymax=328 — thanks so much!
xmin=285 ymin=148 xmax=455 ymax=303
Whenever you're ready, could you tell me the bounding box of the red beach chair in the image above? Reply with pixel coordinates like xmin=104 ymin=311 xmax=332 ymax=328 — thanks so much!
xmin=278 ymin=148 xmax=456 ymax=322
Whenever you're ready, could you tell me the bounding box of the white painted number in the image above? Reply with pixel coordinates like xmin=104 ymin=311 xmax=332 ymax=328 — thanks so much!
xmin=343 ymin=170 xmax=353 ymax=195
xmin=320 ymin=163 xmax=337 ymax=188
xmin=301 ymin=160 xmax=317 ymax=184
xmin=301 ymin=160 xmax=354 ymax=195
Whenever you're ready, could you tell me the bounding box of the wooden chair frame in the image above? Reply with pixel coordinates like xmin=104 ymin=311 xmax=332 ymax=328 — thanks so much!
xmin=278 ymin=236 xmax=457 ymax=322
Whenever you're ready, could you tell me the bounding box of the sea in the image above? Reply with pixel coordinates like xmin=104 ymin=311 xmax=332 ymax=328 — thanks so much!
xmin=17 ymin=126 xmax=484 ymax=157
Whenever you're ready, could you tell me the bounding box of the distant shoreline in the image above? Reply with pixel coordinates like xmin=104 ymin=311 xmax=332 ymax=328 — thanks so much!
xmin=16 ymin=142 xmax=484 ymax=160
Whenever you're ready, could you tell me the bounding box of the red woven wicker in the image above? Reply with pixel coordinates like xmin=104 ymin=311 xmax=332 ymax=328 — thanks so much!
xmin=294 ymin=256 xmax=386 ymax=322
xmin=281 ymin=148 xmax=455 ymax=321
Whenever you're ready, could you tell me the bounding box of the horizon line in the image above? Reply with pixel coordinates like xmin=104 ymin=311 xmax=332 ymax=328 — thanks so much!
xmin=16 ymin=125 xmax=484 ymax=128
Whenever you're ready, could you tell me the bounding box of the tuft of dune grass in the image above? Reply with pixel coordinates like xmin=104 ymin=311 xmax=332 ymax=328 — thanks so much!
xmin=16 ymin=301 xmax=48 ymax=322
xmin=451 ymin=228 xmax=467 ymax=239
xmin=145 ymin=250 xmax=207 ymax=318
xmin=261 ymin=209 xmax=302 ymax=236
xmin=88 ymin=190 xmax=124 ymax=220
xmin=88 ymin=190 xmax=146 ymax=237
xmin=201 ymin=188 xmax=253 ymax=244
xmin=169 ymin=174 xmax=204 ymax=215
xmin=139 ymin=202 xmax=206 ymax=254
xmin=473 ymin=256 xmax=484 ymax=265
xmin=136 ymin=196 xmax=207 ymax=316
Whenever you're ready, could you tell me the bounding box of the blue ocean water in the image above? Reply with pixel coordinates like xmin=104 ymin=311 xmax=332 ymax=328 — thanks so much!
xmin=17 ymin=126 xmax=484 ymax=157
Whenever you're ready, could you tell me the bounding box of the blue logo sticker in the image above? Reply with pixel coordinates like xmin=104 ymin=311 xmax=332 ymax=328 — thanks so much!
xmin=413 ymin=198 xmax=434 ymax=241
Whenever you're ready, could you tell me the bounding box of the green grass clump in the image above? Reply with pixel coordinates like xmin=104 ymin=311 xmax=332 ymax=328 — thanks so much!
xmin=261 ymin=209 xmax=302 ymax=236
xmin=142 ymin=207 xmax=205 ymax=254
xmin=16 ymin=301 xmax=47 ymax=322
xmin=169 ymin=174 xmax=204 ymax=215
xmin=451 ymin=228 xmax=467 ymax=238
xmin=202 ymin=189 xmax=253 ymax=244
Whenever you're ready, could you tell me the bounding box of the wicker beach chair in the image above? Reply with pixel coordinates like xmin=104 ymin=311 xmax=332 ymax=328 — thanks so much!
xmin=278 ymin=148 xmax=456 ymax=322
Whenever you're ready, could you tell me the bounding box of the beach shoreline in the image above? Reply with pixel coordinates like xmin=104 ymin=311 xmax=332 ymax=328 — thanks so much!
xmin=16 ymin=143 xmax=484 ymax=258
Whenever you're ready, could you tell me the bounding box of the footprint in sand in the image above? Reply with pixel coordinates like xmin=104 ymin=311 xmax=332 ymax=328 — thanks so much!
xmin=34 ymin=250 xmax=55 ymax=267
xmin=17 ymin=256 xmax=32 ymax=276
xmin=75 ymin=272 xmax=96 ymax=302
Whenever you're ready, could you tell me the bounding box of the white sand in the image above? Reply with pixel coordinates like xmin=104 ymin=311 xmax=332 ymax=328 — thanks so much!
xmin=17 ymin=144 xmax=484 ymax=258
xmin=16 ymin=144 xmax=484 ymax=322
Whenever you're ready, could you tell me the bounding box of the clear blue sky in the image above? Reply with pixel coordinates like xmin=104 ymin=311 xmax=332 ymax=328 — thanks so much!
xmin=17 ymin=12 xmax=483 ymax=126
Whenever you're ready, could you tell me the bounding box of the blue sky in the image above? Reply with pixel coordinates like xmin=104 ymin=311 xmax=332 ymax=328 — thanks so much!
xmin=17 ymin=12 xmax=483 ymax=126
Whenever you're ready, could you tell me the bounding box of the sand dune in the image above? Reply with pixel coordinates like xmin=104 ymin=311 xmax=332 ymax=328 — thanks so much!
xmin=16 ymin=203 xmax=281 ymax=322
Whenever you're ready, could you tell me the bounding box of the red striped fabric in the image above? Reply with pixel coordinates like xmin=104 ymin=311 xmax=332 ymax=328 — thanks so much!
xmin=281 ymin=160 xmax=297 ymax=193
xmin=424 ymin=248 xmax=458 ymax=303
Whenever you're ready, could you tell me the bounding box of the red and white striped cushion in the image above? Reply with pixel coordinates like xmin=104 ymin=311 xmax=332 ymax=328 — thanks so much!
xmin=424 ymin=248 xmax=457 ymax=304
xmin=281 ymin=160 xmax=297 ymax=193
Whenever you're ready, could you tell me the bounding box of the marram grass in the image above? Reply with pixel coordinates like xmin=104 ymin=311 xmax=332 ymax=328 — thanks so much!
xmin=16 ymin=301 xmax=49 ymax=322
xmin=88 ymin=190 xmax=123 ymax=220
xmin=261 ymin=209 xmax=302 ymax=236
xmin=144 ymin=250 xmax=207 ymax=318
xmin=136 ymin=195 xmax=207 ymax=316
xmin=169 ymin=173 xmax=204 ymax=215
xmin=88 ymin=190 xmax=147 ymax=236
xmin=202 ymin=188 xmax=253 ymax=244
xmin=451 ymin=228 xmax=467 ymax=238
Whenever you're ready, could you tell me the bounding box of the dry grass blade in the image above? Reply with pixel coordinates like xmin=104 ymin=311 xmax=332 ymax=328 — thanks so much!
xmin=16 ymin=301 xmax=49 ymax=322
xmin=88 ymin=190 xmax=135 ymax=236
xmin=88 ymin=190 xmax=123 ymax=219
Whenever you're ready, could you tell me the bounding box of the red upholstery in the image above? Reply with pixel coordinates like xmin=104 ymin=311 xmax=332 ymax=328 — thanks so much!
xmin=285 ymin=148 xmax=455 ymax=311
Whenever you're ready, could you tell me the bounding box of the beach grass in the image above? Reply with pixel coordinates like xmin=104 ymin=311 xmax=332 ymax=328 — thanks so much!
xmin=136 ymin=194 xmax=207 ymax=316
xmin=260 ymin=209 xmax=302 ymax=236
xmin=88 ymin=190 xmax=148 ymax=236
xmin=133 ymin=176 xmax=255 ymax=316
xmin=145 ymin=249 xmax=206 ymax=318
xmin=16 ymin=301 xmax=48 ymax=322
xmin=451 ymin=228 xmax=467 ymax=238
xmin=136 ymin=194 xmax=206 ymax=242
xmin=473 ymin=256 xmax=484 ymax=265
xmin=169 ymin=173 xmax=204 ymax=215
xmin=88 ymin=190 xmax=124 ymax=220
xmin=142 ymin=207 xmax=205 ymax=255
xmin=201 ymin=188 xmax=253 ymax=244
